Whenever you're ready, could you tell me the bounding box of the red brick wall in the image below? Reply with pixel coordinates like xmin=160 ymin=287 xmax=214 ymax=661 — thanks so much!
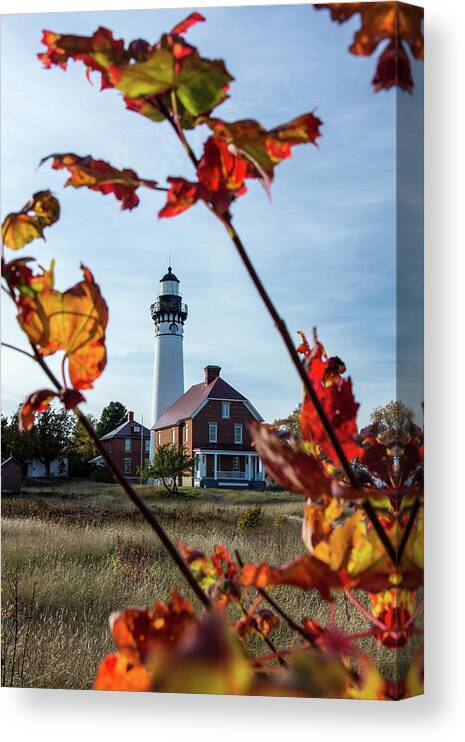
xmin=192 ymin=400 xmax=255 ymax=451
xmin=153 ymin=420 xmax=193 ymax=456
xmin=101 ymin=434 xmax=150 ymax=478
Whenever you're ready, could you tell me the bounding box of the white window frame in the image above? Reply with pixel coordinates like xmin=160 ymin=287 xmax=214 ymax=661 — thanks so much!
xmin=209 ymin=422 xmax=218 ymax=443
xmin=124 ymin=438 xmax=132 ymax=452
xmin=184 ymin=425 xmax=189 ymax=443
xmin=172 ymin=428 xmax=176 ymax=444
xmin=234 ymin=424 xmax=243 ymax=444
xmin=133 ymin=425 xmax=140 ymax=433
xmin=157 ymin=432 xmax=161 ymax=446
xmin=123 ymin=457 xmax=131 ymax=474
xmin=222 ymin=401 xmax=230 ymax=419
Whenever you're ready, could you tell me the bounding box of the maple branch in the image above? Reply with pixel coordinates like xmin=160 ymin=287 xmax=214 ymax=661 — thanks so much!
xmin=3 ymin=326 xmax=211 ymax=608
xmin=211 ymin=210 xmax=398 ymax=564
xmin=155 ymin=92 xmax=399 ymax=563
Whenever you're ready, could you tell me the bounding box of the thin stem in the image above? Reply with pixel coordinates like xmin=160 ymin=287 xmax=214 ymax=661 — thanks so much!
xmin=1 ymin=342 xmax=35 ymax=360
xmin=155 ymin=94 xmax=199 ymax=169
xmin=213 ymin=211 xmax=359 ymax=486
xmin=235 ymin=549 xmax=316 ymax=647
xmin=238 ymin=598 xmax=286 ymax=667
xmin=405 ymin=598 xmax=424 ymax=629
xmin=213 ymin=211 xmax=398 ymax=563
xmin=344 ymin=590 xmax=386 ymax=630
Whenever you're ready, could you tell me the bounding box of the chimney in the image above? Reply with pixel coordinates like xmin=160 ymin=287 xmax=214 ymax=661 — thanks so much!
xmin=204 ymin=365 xmax=221 ymax=385
xmin=127 ymin=411 xmax=134 ymax=422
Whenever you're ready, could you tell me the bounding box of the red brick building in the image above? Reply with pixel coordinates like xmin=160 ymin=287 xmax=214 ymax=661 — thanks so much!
xmin=94 ymin=411 xmax=151 ymax=480
xmin=152 ymin=366 xmax=265 ymax=489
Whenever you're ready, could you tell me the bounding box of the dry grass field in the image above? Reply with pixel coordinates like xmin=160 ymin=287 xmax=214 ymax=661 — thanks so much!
xmin=1 ymin=481 xmax=419 ymax=690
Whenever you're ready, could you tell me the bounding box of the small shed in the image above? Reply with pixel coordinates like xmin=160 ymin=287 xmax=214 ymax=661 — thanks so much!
xmin=1 ymin=455 xmax=22 ymax=493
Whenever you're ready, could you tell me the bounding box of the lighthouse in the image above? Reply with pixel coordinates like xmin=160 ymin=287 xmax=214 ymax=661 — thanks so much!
xmin=149 ymin=267 xmax=188 ymax=457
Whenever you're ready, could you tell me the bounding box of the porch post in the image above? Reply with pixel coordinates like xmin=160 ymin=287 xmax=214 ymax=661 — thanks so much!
xmin=214 ymin=453 xmax=218 ymax=480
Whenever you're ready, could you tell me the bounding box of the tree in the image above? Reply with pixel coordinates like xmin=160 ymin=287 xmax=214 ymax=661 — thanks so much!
xmin=31 ymin=405 xmax=73 ymax=476
xmin=2 ymin=404 xmax=73 ymax=476
xmin=67 ymin=414 xmax=98 ymax=476
xmin=140 ymin=444 xmax=194 ymax=494
xmin=96 ymin=401 xmax=127 ymax=437
xmin=1 ymin=413 xmax=34 ymax=471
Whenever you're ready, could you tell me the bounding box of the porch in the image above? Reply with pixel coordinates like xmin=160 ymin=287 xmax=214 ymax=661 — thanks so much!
xmin=193 ymin=450 xmax=265 ymax=489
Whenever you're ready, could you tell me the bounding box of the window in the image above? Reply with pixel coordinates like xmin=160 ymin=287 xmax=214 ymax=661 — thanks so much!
xmin=222 ymin=401 xmax=230 ymax=419
xmin=133 ymin=425 xmax=140 ymax=433
xmin=124 ymin=438 xmax=131 ymax=452
xmin=157 ymin=432 xmax=161 ymax=445
xmin=145 ymin=438 xmax=150 ymax=452
xmin=172 ymin=428 xmax=176 ymax=444
xmin=233 ymin=456 xmax=240 ymax=471
xmin=184 ymin=425 xmax=189 ymax=443
xmin=234 ymin=424 xmax=243 ymax=444
xmin=123 ymin=458 xmax=131 ymax=474
xmin=209 ymin=422 xmax=218 ymax=443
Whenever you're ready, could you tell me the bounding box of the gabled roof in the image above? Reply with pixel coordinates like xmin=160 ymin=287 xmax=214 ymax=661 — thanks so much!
xmin=101 ymin=420 xmax=151 ymax=441
xmin=153 ymin=376 xmax=263 ymax=430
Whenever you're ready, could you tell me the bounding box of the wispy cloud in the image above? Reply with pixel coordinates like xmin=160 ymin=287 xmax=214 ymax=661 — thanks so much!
xmin=1 ymin=5 xmax=422 ymax=428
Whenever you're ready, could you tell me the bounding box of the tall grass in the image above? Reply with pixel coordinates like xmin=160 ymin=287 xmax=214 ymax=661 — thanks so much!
xmin=1 ymin=486 xmax=418 ymax=689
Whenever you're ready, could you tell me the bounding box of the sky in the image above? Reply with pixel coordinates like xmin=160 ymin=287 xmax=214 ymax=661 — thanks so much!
xmin=1 ymin=4 xmax=424 ymax=428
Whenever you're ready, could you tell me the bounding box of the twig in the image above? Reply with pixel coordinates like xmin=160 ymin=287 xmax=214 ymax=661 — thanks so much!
xmin=237 ymin=597 xmax=286 ymax=667
xmin=6 ymin=334 xmax=211 ymax=609
xmin=155 ymin=94 xmax=199 ymax=169
xmin=235 ymin=549 xmax=316 ymax=646
xmin=344 ymin=589 xmax=386 ymax=630
xmin=1 ymin=342 xmax=36 ymax=360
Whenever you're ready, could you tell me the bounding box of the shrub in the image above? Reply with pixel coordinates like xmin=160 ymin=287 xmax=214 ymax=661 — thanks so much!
xmin=237 ymin=506 xmax=263 ymax=531
xmin=90 ymin=467 xmax=114 ymax=483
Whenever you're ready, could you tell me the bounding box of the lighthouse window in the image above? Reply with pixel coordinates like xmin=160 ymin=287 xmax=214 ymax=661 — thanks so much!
xmin=234 ymin=424 xmax=243 ymax=444
xmin=209 ymin=423 xmax=218 ymax=443
xmin=222 ymin=401 xmax=230 ymax=419
xmin=124 ymin=438 xmax=132 ymax=452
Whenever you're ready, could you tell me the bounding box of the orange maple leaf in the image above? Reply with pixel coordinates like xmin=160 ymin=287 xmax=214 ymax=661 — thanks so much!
xmin=316 ymin=2 xmax=424 ymax=92
xmin=16 ymin=264 xmax=108 ymax=390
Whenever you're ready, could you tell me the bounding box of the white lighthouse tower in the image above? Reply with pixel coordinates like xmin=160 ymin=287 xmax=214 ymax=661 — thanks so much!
xmin=149 ymin=267 xmax=188 ymax=457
